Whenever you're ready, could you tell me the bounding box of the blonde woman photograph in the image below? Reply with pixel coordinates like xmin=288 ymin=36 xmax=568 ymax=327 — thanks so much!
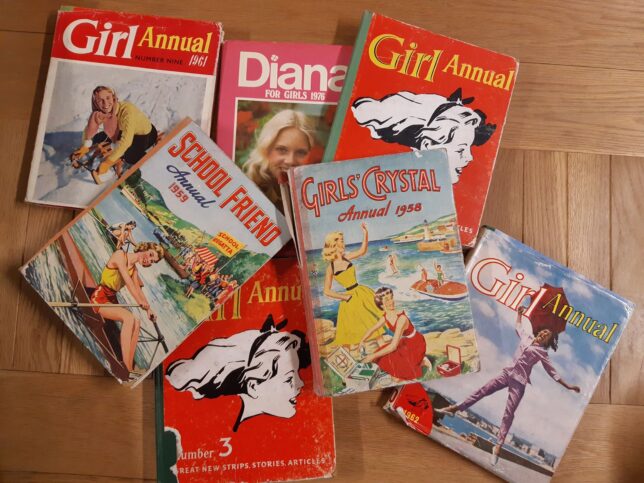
xmin=243 ymin=109 xmax=316 ymax=206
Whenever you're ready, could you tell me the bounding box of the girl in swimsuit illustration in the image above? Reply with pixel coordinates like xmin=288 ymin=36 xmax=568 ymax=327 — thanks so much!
xmin=322 ymin=223 xmax=384 ymax=347
xmin=165 ymin=315 xmax=309 ymax=432
xmin=437 ymin=306 xmax=581 ymax=465
xmin=359 ymin=287 xmax=431 ymax=381
xmin=89 ymin=241 xmax=164 ymax=373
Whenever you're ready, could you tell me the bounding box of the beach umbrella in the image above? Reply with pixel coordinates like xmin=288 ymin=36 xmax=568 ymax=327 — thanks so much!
xmin=194 ymin=246 xmax=219 ymax=271
xmin=526 ymin=283 xmax=568 ymax=334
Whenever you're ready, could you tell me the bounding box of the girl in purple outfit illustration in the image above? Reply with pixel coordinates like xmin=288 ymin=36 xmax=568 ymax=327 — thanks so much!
xmin=437 ymin=306 xmax=581 ymax=465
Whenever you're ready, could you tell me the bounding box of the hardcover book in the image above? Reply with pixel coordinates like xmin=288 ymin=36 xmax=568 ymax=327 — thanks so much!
xmin=323 ymin=11 xmax=518 ymax=247
xmin=156 ymin=258 xmax=335 ymax=483
xmin=20 ymin=119 xmax=290 ymax=386
xmin=288 ymin=150 xmax=480 ymax=396
xmin=384 ymin=227 xmax=635 ymax=482
xmin=215 ymin=40 xmax=351 ymax=212
xmin=26 ymin=6 xmax=223 ymax=208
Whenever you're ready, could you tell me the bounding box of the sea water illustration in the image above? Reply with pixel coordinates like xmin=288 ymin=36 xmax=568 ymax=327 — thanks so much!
xmin=308 ymin=238 xmax=472 ymax=335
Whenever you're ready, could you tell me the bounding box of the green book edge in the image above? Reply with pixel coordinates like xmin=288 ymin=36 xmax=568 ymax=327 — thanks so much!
xmin=322 ymin=11 xmax=373 ymax=162
xmin=154 ymin=366 xmax=172 ymax=483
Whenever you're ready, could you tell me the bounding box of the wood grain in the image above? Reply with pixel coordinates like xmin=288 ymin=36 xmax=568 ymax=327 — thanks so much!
xmin=0 ymin=370 xmax=155 ymax=480
xmin=2 ymin=0 xmax=644 ymax=72
xmin=610 ymin=157 xmax=644 ymax=405
xmin=2 ymin=371 xmax=644 ymax=482
xmin=523 ymin=151 xmax=567 ymax=265
xmin=567 ymin=154 xmax=611 ymax=403
xmin=481 ymin=148 xmax=524 ymax=241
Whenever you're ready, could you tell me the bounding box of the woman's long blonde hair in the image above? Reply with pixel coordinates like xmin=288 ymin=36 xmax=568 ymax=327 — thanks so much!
xmin=243 ymin=109 xmax=316 ymax=204
xmin=322 ymin=231 xmax=343 ymax=262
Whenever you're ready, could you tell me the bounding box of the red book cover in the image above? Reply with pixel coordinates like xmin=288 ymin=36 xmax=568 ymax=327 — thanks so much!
xmin=156 ymin=258 xmax=336 ymax=482
xmin=324 ymin=12 xmax=518 ymax=247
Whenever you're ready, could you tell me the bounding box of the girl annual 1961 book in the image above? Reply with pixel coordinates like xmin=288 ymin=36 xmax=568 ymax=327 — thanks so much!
xmin=323 ymin=11 xmax=518 ymax=247
xmin=385 ymin=227 xmax=635 ymax=482
xmin=26 ymin=7 xmax=223 ymax=208
xmin=289 ymin=150 xmax=480 ymax=396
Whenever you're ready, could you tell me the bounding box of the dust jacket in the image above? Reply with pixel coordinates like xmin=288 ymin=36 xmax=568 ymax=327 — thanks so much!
xmin=289 ymin=150 xmax=480 ymax=396
xmin=156 ymin=258 xmax=335 ymax=483
xmin=20 ymin=119 xmax=290 ymax=386
xmin=324 ymin=11 xmax=518 ymax=247
xmin=26 ymin=6 xmax=223 ymax=208
xmin=385 ymin=227 xmax=635 ymax=482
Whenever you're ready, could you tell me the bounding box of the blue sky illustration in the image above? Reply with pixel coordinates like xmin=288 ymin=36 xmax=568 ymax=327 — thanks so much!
xmin=293 ymin=150 xmax=455 ymax=250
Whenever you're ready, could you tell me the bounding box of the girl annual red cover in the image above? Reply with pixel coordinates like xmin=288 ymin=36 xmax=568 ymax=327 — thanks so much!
xmin=324 ymin=12 xmax=518 ymax=247
xmin=156 ymin=258 xmax=335 ymax=482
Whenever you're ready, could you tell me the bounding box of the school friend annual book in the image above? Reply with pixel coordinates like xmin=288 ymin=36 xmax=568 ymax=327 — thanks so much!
xmin=215 ymin=40 xmax=351 ymax=212
xmin=385 ymin=227 xmax=635 ymax=482
xmin=323 ymin=11 xmax=518 ymax=247
xmin=26 ymin=6 xmax=223 ymax=208
xmin=289 ymin=150 xmax=480 ymax=396
xmin=20 ymin=119 xmax=290 ymax=386
xmin=156 ymin=258 xmax=335 ymax=483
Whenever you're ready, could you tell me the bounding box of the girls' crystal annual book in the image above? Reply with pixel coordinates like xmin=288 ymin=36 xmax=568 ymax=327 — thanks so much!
xmin=215 ymin=40 xmax=351 ymax=212
xmin=20 ymin=119 xmax=290 ymax=386
xmin=156 ymin=258 xmax=335 ymax=483
xmin=323 ymin=11 xmax=518 ymax=247
xmin=384 ymin=227 xmax=635 ymax=482
xmin=289 ymin=150 xmax=480 ymax=396
xmin=26 ymin=6 xmax=223 ymax=208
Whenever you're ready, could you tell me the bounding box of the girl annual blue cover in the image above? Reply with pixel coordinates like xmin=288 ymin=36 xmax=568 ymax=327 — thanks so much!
xmin=289 ymin=150 xmax=480 ymax=396
xmin=385 ymin=227 xmax=635 ymax=482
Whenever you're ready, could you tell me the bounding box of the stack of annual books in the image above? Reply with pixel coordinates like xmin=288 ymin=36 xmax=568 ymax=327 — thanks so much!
xmin=18 ymin=6 xmax=634 ymax=483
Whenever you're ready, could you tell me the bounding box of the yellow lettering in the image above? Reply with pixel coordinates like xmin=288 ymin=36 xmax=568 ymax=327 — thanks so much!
xmin=368 ymin=33 xmax=404 ymax=70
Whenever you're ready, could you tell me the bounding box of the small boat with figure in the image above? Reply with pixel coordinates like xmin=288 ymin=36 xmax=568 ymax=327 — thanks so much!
xmin=411 ymin=278 xmax=468 ymax=301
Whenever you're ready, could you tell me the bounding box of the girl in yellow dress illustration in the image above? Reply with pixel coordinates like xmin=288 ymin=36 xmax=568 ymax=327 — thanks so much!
xmin=322 ymin=222 xmax=384 ymax=347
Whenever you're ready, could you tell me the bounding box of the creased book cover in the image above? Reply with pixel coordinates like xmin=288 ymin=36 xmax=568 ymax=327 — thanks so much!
xmin=324 ymin=11 xmax=518 ymax=247
xmin=289 ymin=150 xmax=480 ymax=396
xmin=20 ymin=119 xmax=290 ymax=386
xmin=26 ymin=6 xmax=223 ymax=208
xmin=384 ymin=227 xmax=635 ymax=482
xmin=215 ymin=40 xmax=351 ymax=212
xmin=156 ymin=258 xmax=335 ymax=483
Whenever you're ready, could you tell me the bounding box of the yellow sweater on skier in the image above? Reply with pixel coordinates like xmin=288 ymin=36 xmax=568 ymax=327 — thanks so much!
xmin=97 ymin=101 xmax=152 ymax=173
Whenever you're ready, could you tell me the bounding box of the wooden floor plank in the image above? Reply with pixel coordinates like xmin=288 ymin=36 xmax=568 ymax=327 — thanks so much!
xmin=1 ymin=370 xmax=643 ymax=482
xmin=567 ymin=153 xmax=611 ymax=403
xmin=523 ymin=151 xmax=567 ymax=265
xmin=0 ymin=119 xmax=32 ymax=370
xmin=481 ymin=149 xmax=524 ymax=241
xmin=0 ymin=370 xmax=155 ymax=480
xmin=502 ymin=63 xmax=644 ymax=157
xmin=2 ymin=1 xmax=644 ymax=72
xmin=610 ymin=157 xmax=644 ymax=405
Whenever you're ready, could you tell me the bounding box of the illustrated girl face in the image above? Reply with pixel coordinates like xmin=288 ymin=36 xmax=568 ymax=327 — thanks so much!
xmin=417 ymin=106 xmax=480 ymax=183
xmin=336 ymin=234 xmax=345 ymax=253
xmin=95 ymin=89 xmax=115 ymax=114
xmin=141 ymin=249 xmax=161 ymax=267
xmin=381 ymin=291 xmax=396 ymax=311
xmin=252 ymin=346 xmax=304 ymax=419
xmin=267 ymin=127 xmax=311 ymax=182
xmin=535 ymin=329 xmax=553 ymax=347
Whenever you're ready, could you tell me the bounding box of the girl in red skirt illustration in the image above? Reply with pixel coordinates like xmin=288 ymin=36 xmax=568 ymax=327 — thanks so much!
xmin=359 ymin=287 xmax=431 ymax=381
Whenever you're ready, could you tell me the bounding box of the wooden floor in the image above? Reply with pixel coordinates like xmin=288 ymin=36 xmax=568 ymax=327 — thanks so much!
xmin=1 ymin=0 xmax=643 ymax=481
